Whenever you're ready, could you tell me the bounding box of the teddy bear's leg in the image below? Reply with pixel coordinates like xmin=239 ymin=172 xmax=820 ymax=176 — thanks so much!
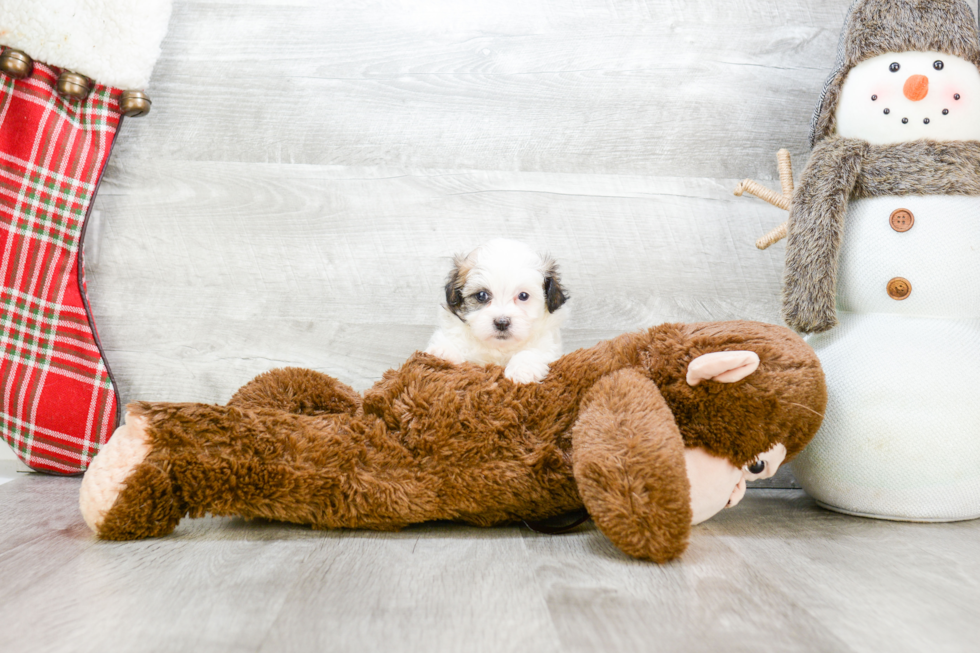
xmin=227 ymin=367 xmax=361 ymax=416
xmin=571 ymin=368 xmax=692 ymax=563
xmin=80 ymin=399 xmax=431 ymax=539
xmin=81 ymin=369 xmax=361 ymax=539
xmin=79 ymin=412 xmax=183 ymax=539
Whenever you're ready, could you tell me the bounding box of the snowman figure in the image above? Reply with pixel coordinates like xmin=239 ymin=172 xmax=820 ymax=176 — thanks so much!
xmin=756 ymin=0 xmax=980 ymax=521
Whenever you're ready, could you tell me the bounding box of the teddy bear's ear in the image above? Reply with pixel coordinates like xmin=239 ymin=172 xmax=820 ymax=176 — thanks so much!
xmin=572 ymin=369 xmax=692 ymax=563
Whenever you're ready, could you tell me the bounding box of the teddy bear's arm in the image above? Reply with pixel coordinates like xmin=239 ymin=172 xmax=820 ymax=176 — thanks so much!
xmin=227 ymin=367 xmax=361 ymax=416
xmin=571 ymin=368 xmax=692 ymax=563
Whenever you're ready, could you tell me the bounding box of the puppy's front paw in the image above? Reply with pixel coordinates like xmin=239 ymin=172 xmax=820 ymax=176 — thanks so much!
xmin=504 ymin=353 xmax=551 ymax=384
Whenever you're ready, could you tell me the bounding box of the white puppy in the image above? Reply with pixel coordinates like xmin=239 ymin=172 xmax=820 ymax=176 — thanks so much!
xmin=425 ymin=239 xmax=568 ymax=383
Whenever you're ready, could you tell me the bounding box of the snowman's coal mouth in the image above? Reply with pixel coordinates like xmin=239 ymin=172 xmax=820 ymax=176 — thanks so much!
xmin=898 ymin=117 xmax=935 ymax=125
xmin=889 ymin=109 xmax=951 ymax=125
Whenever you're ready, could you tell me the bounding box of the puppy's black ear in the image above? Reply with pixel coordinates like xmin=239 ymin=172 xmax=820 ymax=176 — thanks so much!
xmin=543 ymin=259 xmax=568 ymax=313
xmin=444 ymin=255 xmax=467 ymax=316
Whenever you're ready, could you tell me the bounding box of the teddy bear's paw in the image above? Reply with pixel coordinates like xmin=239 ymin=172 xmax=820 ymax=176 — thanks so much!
xmin=686 ymin=351 xmax=760 ymax=386
xmin=504 ymin=353 xmax=550 ymax=384
xmin=79 ymin=414 xmax=151 ymax=534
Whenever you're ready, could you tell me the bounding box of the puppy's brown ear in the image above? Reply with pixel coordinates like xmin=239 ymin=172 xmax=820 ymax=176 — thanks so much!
xmin=543 ymin=259 xmax=568 ymax=313
xmin=444 ymin=254 xmax=467 ymax=316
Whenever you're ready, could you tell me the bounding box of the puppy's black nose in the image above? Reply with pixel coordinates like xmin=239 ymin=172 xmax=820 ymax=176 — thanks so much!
xmin=493 ymin=317 xmax=511 ymax=331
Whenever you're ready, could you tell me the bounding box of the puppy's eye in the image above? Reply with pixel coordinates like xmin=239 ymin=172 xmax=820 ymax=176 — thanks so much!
xmin=889 ymin=62 xmax=900 ymax=72
xmin=518 ymin=292 xmax=529 ymax=301
xmin=475 ymin=291 xmax=490 ymax=303
xmin=934 ymin=60 xmax=944 ymax=71
xmin=747 ymin=460 xmax=766 ymax=475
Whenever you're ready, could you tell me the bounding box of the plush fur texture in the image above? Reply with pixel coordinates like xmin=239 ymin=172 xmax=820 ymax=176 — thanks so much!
xmin=854 ymin=139 xmax=980 ymax=196
xmin=0 ymin=0 xmax=172 ymax=89
xmin=86 ymin=321 xmax=825 ymax=563
xmin=783 ymin=138 xmax=980 ymax=333
xmin=810 ymin=0 xmax=980 ymax=145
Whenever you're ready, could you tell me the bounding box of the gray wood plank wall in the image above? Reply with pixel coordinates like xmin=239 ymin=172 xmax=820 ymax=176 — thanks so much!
xmin=1 ymin=1 xmax=854 ymax=461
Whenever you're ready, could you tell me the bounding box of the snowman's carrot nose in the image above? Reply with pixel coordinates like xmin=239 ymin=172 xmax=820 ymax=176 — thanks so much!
xmin=904 ymin=75 xmax=929 ymax=101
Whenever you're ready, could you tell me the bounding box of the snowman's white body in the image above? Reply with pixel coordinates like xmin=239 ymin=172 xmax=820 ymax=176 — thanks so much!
xmin=793 ymin=195 xmax=980 ymax=520
xmin=789 ymin=50 xmax=980 ymax=521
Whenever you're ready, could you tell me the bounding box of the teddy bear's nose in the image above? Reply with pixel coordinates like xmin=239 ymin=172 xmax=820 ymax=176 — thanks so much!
xmin=904 ymin=74 xmax=929 ymax=101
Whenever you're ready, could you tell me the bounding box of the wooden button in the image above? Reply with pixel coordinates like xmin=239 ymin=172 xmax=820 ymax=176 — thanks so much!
xmin=889 ymin=208 xmax=914 ymax=232
xmin=887 ymin=277 xmax=911 ymax=300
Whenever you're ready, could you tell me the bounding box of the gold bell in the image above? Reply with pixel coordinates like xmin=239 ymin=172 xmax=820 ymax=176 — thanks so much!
xmin=119 ymin=90 xmax=151 ymax=117
xmin=57 ymin=71 xmax=92 ymax=100
xmin=0 ymin=48 xmax=33 ymax=79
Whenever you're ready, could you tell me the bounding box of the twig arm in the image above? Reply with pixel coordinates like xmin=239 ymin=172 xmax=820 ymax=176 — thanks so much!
xmin=734 ymin=149 xmax=795 ymax=249
xmin=733 ymin=179 xmax=790 ymax=211
xmin=777 ymin=149 xmax=794 ymax=198
xmin=755 ymin=222 xmax=788 ymax=250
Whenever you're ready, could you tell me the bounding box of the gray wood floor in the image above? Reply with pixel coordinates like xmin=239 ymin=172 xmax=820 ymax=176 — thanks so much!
xmin=1 ymin=475 xmax=978 ymax=653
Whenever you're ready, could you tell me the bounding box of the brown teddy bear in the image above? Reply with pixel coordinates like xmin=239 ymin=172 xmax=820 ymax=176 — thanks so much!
xmin=79 ymin=320 xmax=826 ymax=562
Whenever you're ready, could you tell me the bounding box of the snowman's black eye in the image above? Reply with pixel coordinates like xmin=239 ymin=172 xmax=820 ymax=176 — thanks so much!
xmin=902 ymin=117 xmax=909 ymax=124
xmin=934 ymin=60 xmax=944 ymax=70
xmin=883 ymin=108 xmax=891 ymax=114
xmin=747 ymin=460 xmax=766 ymax=475
xmin=871 ymin=94 xmax=878 ymax=101
xmin=889 ymin=62 xmax=901 ymax=72
xmin=943 ymin=109 xmax=950 ymax=115
xmin=955 ymin=93 xmax=962 ymax=100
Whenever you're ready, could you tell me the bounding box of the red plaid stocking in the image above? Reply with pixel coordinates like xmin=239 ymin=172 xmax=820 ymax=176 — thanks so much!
xmin=1 ymin=61 xmax=122 ymax=474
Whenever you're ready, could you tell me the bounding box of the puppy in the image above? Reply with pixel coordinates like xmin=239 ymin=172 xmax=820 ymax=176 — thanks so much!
xmin=425 ymin=239 xmax=568 ymax=383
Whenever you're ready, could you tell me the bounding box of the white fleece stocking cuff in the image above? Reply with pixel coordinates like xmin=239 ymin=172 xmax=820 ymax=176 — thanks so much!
xmin=0 ymin=0 xmax=173 ymax=89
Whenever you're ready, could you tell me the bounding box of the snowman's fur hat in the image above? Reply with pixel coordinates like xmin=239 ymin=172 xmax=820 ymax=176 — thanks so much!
xmin=810 ymin=0 xmax=980 ymax=146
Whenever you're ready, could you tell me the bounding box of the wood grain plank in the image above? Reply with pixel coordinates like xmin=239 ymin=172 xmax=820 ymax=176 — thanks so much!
xmin=705 ymin=491 xmax=980 ymax=653
xmin=83 ymin=2 xmax=842 ymax=430
xmin=0 ymin=477 xmax=331 ymax=653
xmin=3 ymin=478 xmax=978 ymax=653
xmin=112 ymin=0 xmax=847 ymax=179
xmin=258 ymin=525 xmax=562 ymax=653
xmin=88 ymin=160 xmax=790 ymax=397
xmin=520 ymin=513 xmax=852 ymax=652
